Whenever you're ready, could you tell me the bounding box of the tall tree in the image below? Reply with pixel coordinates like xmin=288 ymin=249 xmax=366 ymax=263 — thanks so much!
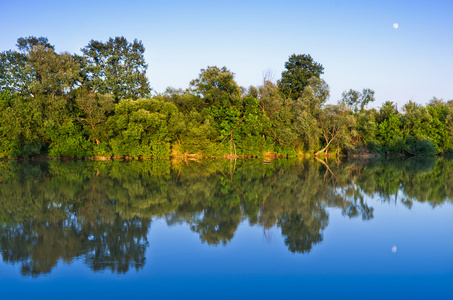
xmin=0 ymin=36 xmax=53 ymax=94
xmin=27 ymin=45 xmax=80 ymax=97
xmin=189 ymin=66 xmax=242 ymax=108
xmin=81 ymin=36 xmax=151 ymax=100
xmin=190 ymin=66 xmax=243 ymax=149
xmin=1 ymin=37 xmax=79 ymax=97
xmin=279 ymin=54 xmax=324 ymax=100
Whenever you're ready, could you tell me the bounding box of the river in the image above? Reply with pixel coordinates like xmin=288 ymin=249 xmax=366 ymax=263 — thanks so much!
xmin=0 ymin=157 xmax=452 ymax=299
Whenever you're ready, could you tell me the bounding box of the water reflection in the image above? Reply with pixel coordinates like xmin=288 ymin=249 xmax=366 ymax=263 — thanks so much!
xmin=0 ymin=216 xmax=149 ymax=276
xmin=0 ymin=157 xmax=452 ymax=276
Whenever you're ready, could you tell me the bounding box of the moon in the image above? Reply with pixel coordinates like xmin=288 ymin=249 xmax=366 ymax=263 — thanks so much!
xmin=393 ymin=23 xmax=399 ymax=29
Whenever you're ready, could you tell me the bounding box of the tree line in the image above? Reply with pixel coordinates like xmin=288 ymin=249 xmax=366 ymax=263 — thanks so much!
xmin=1 ymin=36 xmax=453 ymax=159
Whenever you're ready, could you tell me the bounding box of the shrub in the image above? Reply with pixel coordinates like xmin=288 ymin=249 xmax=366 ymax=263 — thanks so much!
xmin=406 ymin=137 xmax=437 ymax=156
xmin=365 ymin=140 xmax=385 ymax=155
xmin=47 ymin=123 xmax=93 ymax=158
xmin=92 ymin=142 xmax=112 ymax=157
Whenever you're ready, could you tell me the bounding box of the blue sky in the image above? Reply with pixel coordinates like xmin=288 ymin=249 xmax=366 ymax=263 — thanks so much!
xmin=1 ymin=0 xmax=452 ymax=107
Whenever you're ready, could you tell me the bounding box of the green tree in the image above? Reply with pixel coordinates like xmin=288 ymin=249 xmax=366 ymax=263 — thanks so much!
xmin=0 ymin=93 xmax=46 ymax=158
xmin=401 ymin=99 xmax=449 ymax=152
xmin=81 ymin=37 xmax=151 ymax=100
xmin=377 ymin=101 xmax=398 ymax=123
xmin=426 ymin=99 xmax=450 ymax=151
xmin=255 ymin=80 xmax=297 ymax=154
xmin=190 ymin=66 xmax=242 ymax=108
xmin=106 ymin=98 xmax=179 ymax=158
xmin=1 ymin=37 xmax=79 ymax=98
xmin=75 ymin=90 xmax=114 ymax=145
xmin=16 ymin=36 xmax=54 ymax=53
xmin=190 ymin=66 xmax=243 ymax=154
xmin=235 ymin=96 xmax=271 ymax=155
xmin=1 ymin=36 xmax=53 ymax=95
xmin=376 ymin=114 xmax=404 ymax=151
xmin=279 ymin=54 xmax=324 ymax=100
xmin=315 ymin=104 xmax=356 ymax=155
xmin=291 ymin=78 xmax=329 ymax=152
xmin=356 ymin=109 xmax=378 ymax=145
xmin=0 ymin=50 xmax=30 ymax=94
xmin=26 ymin=45 xmax=80 ymax=97
xmin=257 ymin=79 xmax=288 ymax=116
xmin=157 ymin=89 xmax=221 ymax=156
xmin=341 ymin=88 xmax=375 ymax=113
xmin=401 ymin=105 xmax=432 ymax=138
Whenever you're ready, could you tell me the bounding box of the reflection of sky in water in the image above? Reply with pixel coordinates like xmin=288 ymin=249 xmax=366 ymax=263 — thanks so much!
xmin=2 ymin=198 xmax=452 ymax=299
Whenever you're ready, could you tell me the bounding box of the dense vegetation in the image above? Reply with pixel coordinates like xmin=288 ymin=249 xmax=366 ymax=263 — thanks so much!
xmin=1 ymin=36 xmax=453 ymax=159
xmin=1 ymin=157 xmax=452 ymax=276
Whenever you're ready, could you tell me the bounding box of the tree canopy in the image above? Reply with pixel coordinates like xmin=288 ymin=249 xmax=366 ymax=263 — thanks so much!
xmin=279 ymin=54 xmax=324 ymax=100
xmin=81 ymin=36 xmax=151 ymax=100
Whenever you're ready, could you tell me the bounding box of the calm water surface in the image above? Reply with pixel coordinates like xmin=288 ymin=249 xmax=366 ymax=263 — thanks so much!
xmin=0 ymin=158 xmax=452 ymax=299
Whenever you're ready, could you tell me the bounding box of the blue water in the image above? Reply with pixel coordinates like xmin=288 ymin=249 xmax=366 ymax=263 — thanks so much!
xmin=0 ymin=158 xmax=452 ymax=299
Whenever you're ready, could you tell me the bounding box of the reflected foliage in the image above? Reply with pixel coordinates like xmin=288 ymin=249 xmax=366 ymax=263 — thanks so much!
xmin=0 ymin=157 xmax=452 ymax=276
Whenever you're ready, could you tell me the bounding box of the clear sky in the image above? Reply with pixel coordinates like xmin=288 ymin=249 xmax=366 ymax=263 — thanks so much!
xmin=1 ymin=0 xmax=452 ymax=107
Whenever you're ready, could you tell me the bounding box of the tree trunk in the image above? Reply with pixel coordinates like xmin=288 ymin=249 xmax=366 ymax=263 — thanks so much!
xmin=315 ymin=130 xmax=339 ymax=156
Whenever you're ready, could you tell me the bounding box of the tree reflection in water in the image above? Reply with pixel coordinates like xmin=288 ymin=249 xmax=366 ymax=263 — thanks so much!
xmin=0 ymin=157 xmax=452 ymax=276
xmin=0 ymin=217 xmax=149 ymax=276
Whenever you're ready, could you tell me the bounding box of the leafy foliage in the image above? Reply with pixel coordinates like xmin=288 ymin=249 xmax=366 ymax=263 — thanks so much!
xmin=341 ymin=88 xmax=375 ymax=113
xmin=106 ymin=98 xmax=178 ymax=158
xmin=81 ymin=37 xmax=151 ymax=100
xmin=279 ymin=54 xmax=324 ymax=100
